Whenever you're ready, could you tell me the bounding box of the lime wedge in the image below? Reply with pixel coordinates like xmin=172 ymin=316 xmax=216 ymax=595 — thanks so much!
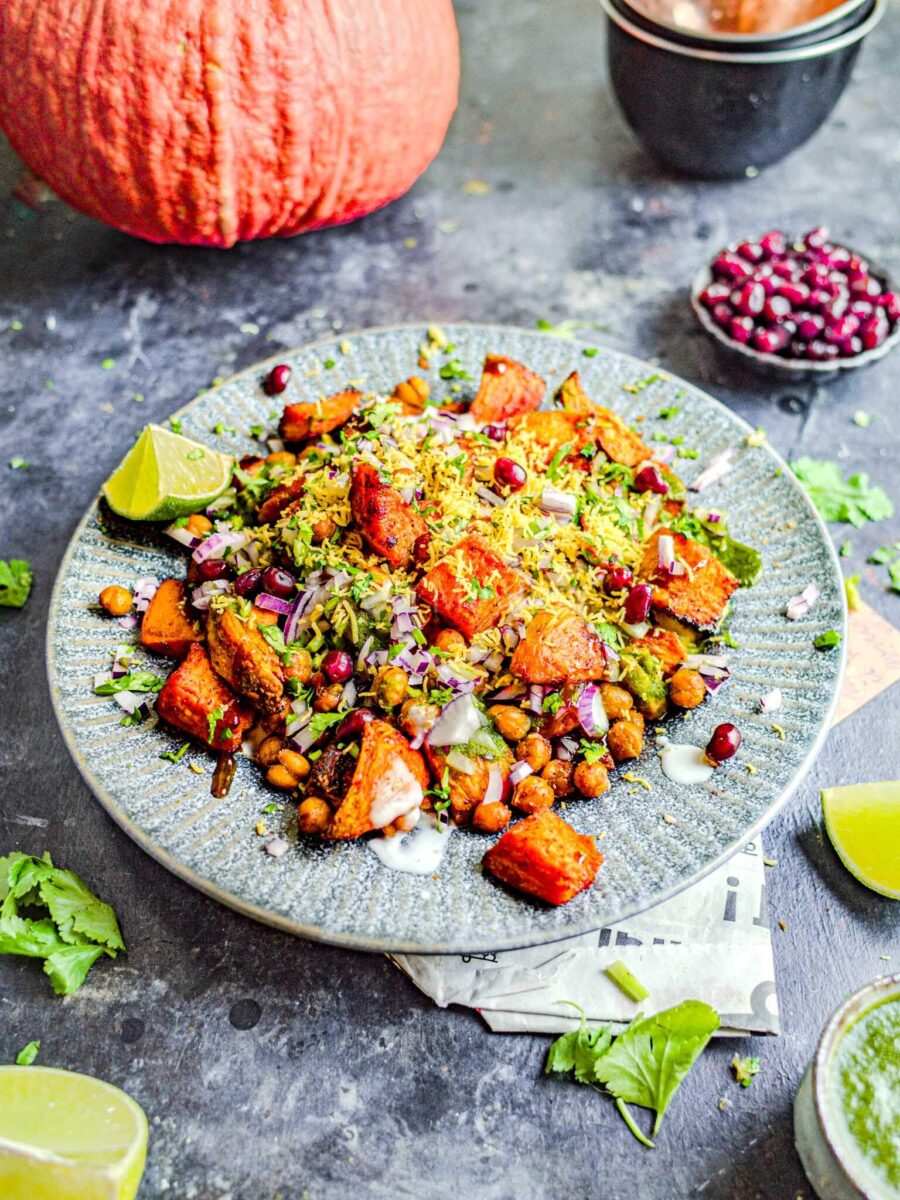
xmin=0 ymin=1066 xmax=148 ymax=1200
xmin=822 ymin=782 xmax=900 ymax=899
xmin=102 ymin=423 xmax=233 ymax=522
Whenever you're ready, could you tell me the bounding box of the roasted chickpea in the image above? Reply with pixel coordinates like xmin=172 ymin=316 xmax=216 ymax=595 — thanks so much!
xmin=99 ymin=585 xmax=133 ymax=617
xmin=376 ymin=666 xmax=409 ymax=709
xmin=256 ymin=734 xmax=285 ymax=767
xmin=599 ymin=682 xmax=633 ymax=721
xmin=433 ymin=628 xmax=467 ymax=655
xmin=399 ymin=699 xmax=441 ymax=741
xmin=511 ymin=775 xmax=556 ymax=814
xmin=392 ymin=375 xmax=430 ymax=410
xmin=283 ymin=647 xmax=313 ymax=685
xmin=541 ymin=759 xmax=575 ymax=798
xmin=267 ymin=764 xmax=299 ymax=791
xmin=311 ymin=514 xmax=337 ymax=543
xmin=278 ymin=748 xmax=310 ymax=781
xmin=260 ymin=701 xmax=290 ymax=735
xmin=627 ymin=710 xmax=645 ymax=734
xmin=487 ymin=705 xmax=531 ymax=742
xmin=297 ymin=796 xmax=332 ymax=836
xmin=515 ymin=733 xmax=552 ymax=772
xmin=573 ymin=760 xmax=610 ymax=799
xmin=607 ymin=719 xmax=643 ymax=763
xmin=186 ymin=512 xmax=213 ymax=537
xmin=314 ymin=681 xmax=345 ymax=713
xmin=669 ymin=667 xmax=707 ymax=710
xmin=265 ymin=450 xmax=297 ymax=470
xmin=472 ymin=800 xmax=512 ymax=833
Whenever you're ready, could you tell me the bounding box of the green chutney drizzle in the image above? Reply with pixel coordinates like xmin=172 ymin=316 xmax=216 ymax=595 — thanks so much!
xmin=832 ymin=995 xmax=900 ymax=1190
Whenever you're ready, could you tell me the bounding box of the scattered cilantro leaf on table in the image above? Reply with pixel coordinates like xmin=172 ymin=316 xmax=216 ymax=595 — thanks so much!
xmin=545 ymin=1004 xmax=613 ymax=1084
xmin=731 ymin=1054 xmax=760 ymax=1087
xmin=814 ymin=630 xmax=842 ymax=650
xmin=790 ymin=458 xmax=893 ymax=527
xmin=0 ymin=559 xmax=33 ymax=608
xmin=15 ymin=1040 xmax=40 ymax=1066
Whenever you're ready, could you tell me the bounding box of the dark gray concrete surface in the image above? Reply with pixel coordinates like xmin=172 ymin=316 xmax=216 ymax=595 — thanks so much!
xmin=1 ymin=2 xmax=898 ymax=1196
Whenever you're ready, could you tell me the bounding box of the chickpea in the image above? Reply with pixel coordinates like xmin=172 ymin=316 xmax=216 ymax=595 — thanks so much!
xmin=573 ymin=760 xmax=610 ymax=799
xmin=541 ymin=759 xmax=575 ymax=798
xmin=376 ymin=665 xmax=409 ymax=709
xmin=283 ymin=647 xmax=313 ymax=685
xmin=392 ymin=375 xmax=430 ymax=410
xmin=472 ymin=800 xmax=512 ymax=834
xmin=267 ymin=763 xmax=299 ymax=791
xmin=238 ymin=455 xmax=265 ymax=479
xmin=516 ymin=733 xmax=552 ymax=772
xmin=599 ymin=682 xmax=633 ymax=721
xmin=433 ymin=628 xmax=467 ymax=656
xmin=314 ymin=682 xmax=345 ymax=713
xmin=628 ymin=710 xmax=645 ymax=734
xmin=278 ymin=748 xmax=310 ymax=781
xmin=260 ymin=701 xmax=290 ymax=735
xmin=256 ymin=734 xmax=285 ymax=767
xmin=669 ymin=667 xmax=706 ymax=710
xmin=297 ymin=796 xmax=332 ymax=836
xmin=311 ymin=514 xmax=337 ymax=544
xmin=511 ymin=775 xmax=556 ymax=814
xmin=607 ymin=719 xmax=643 ymax=763
xmin=186 ymin=512 xmax=212 ymax=537
xmin=265 ymin=450 xmax=297 ymax=470
xmin=99 ymin=585 xmax=133 ymax=617
xmin=487 ymin=704 xmax=531 ymax=742
xmin=399 ymin=699 xmax=441 ymax=741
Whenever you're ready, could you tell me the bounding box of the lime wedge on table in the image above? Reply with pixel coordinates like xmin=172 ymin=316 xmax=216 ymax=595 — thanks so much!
xmin=822 ymin=782 xmax=900 ymax=899
xmin=102 ymin=423 xmax=233 ymax=522
xmin=0 ymin=1066 xmax=148 ymax=1200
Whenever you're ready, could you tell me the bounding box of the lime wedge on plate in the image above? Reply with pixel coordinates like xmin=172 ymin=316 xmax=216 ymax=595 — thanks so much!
xmin=0 ymin=1066 xmax=148 ymax=1200
xmin=822 ymin=782 xmax=900 ymax=899
xmin=102 ymin=423 xmax=233 ymax=522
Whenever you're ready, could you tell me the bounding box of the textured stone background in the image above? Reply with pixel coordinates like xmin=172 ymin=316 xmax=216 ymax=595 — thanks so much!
xmin=1 ymin=2 xmax=898 ymax=1197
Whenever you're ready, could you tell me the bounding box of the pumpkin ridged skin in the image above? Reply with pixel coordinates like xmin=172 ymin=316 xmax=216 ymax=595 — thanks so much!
xmin=0 ymin=0 xmax=459 ymax=247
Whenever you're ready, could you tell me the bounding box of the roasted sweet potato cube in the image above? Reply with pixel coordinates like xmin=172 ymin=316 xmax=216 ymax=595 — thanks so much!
xmin=556 ymin=371 xmax=595 ymax=415
xmin=140 ymin=578 xmax=203 ymax=658
xmin=349 ymin=462 xmax=428 ymax=570
xmin=640 ymin=528 xmax=739 ymax=630
xmin=469 ymin=355 xmax=546 ymax=424
xmin=632 ymin=626 xmax=687 ymax=677
xmin=327 ymin=720 xmax=430 ymax=840
xmin=555 ymin=372 xmax=652 ymax=467
xmin=510 ymin=608 xmax=610 ymax=684
xmin=279 ymin=390 xmax=362 ymax=442
xmin=256 ymin=476 xmax=305 ymax=525
xmin=207 ymin=605 xmax=284 ymax=714
xmin=507 ymin=410 xmax=582 ymax=464
xmin=416 ymin=535 xmax=523 ymax=639
xmin=482 ymin=810 xmax=603 ymax=906
xmin=156 ymin=643 xmax=254 ymax=750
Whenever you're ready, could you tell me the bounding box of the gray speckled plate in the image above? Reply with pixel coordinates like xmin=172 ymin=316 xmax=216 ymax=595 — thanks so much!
xmin=47 ymin=324 xmax=846 ymax=954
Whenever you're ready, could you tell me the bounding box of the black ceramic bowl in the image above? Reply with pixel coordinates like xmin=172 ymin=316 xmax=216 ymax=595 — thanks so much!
xmin=600 ymin=0 xmax=886 ymax=179
xmin=690 ymin=246 xmax=900 ymax=382
xmin=617 ymin=0 xmax=873 ymax=53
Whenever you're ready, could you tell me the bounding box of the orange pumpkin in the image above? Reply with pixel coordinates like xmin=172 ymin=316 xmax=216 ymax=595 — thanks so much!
xmin=0 ymin=0 xmax=459 ymax=247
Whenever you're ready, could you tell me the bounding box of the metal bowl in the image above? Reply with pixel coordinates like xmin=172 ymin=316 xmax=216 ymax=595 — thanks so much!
xmin=600 ymin=0 xmax=887 ymax=179
xmin=690 ymin=246 xmax=900 ymax=382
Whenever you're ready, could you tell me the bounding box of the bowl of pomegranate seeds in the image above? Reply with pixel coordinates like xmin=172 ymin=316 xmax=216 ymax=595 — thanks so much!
xmin=692 ymin=227 xmax=900 ymax=379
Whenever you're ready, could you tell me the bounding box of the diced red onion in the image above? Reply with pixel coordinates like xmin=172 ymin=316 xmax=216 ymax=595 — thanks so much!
xmin=256 ymin=592 xmax=294 ymax=616
xmin=491 ymin=683 xmax=526 ymax=701
xmin=206 ymin=490 xmax=236 ymax=515
xmin=482 ymin=762 xmax=504 ymax=804
xmin=392 ymin=610 xmax=416 ymax=639
xmin=286 ymin=709 xmax=312 ymax=737
xmin=700 ymin=672 xmax=728 ymax=693
xmin=484 ymin=651 xmax=504 ymax=673
xmin=399 ymin=485 xmax=416 ymax=504
xmin=689 ymin=448 xmax=735 ymax=492
xmin=657 ymin=534 xmax=676 ymax=575
xmin=290 ymin=724 xmax=319 ymax=753
xmin=111 ymin=646 xmax=133 ymax=677
xmin=465 ymin=645 xmax=490 ymax=664
xmin=117 ymin=614 xmax=139 ymax=631
xmin=164 ymin=524 xmax=201 ymax=550
xmin=266 ymin=437 xmax=285 ymax=454
xmin=643 ymin=495 xmax=663 ymax=529
xmin=112 ymin=690 xmax=148 ymax=716
xmin=759 ymin=688 xmax=783 ymax=713
xmin=685 ymin=653 xmax=729 ymax=671
xmin=500 ymin=625 xmax=520 ymax=651
xmin=409 ymin=731 xmax=426 ymax=751
xmin=654 ymin=444 xmax=676 ymax=465
xmin=447 ymin=749 xmax=477 ymax=775
xmin=508 ymin=761 xmax=533 ymax=786
xmin=577 ymin=683 xmax=609 ymax=736
xmin=341 ymin=679 xmax=358 ymax=708
xmin=360 ymin=585 xmax=391 ymax=613
xmin=705 ymin=511 xmax=723 ymax=523
xmin=192 ymin=530 xmax=248 ymax=564
xmin=427 ymin=694 xmax=482 ymax=747
xmin=356 ymin=635 xmax=374 ymax=671
xmin=786 ymin=583 xmax=820 ymax=621
xmin=366 ymin=649 xmax=389 ymax=669
xmin=539 ymin=487 xmax=577 ymax=519
xmin=526 ymin=684 xmax=546 ymax=714
xmin=476 ymin=486 xmax=505 ymax=508
xmin=697 ymin=663 xmax=730 ymax=680
xmin=555 ymin=738 xmax=576 ymax=762
xmin=264 ymin=837 xmax=290 ymax=859
xmin=191 ymin=580 xmax=231 ymax=610
xmin=290 ymin=696 xmax=309 ymax=715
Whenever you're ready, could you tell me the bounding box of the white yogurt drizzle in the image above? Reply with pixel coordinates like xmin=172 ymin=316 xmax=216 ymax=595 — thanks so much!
xmin=369 ymin=813 xmax=454 ymax=876
xmin=369 ymin=757 xmax=424 ymax=829
xmin=659 ymin=740 xmax=715 ymax=785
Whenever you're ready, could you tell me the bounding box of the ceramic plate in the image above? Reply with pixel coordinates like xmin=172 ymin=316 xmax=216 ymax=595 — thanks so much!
xmin=47 ymin=324 xmax=846 ymax=953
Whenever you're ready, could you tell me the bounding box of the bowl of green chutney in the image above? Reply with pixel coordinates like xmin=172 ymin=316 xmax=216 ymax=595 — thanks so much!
xmin=795 ymin=973 xmax=900 ymax=1200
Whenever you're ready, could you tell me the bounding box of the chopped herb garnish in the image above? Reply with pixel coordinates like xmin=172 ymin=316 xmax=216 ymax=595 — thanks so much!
xmin=186 ymin=448 xmax=205 ymax=461
xmin=0 ymin=558 xmax=33 ymax=608
xmin=839 ymin=538 xmax=852 ymax=557
xmin=731 ymin=1054 xmax=761 ymax=1088
xmin=170 ymin=419 xmax=183 ymax=435
xmin=101 ymin=358 xmax=116 ymax=370
xmin=438 ymin=359 xmax=472 ymax=382
xmin=160 ymin=742 xmax=190 ymax=764
xmin=790 ymin=458 xmax=893 ymax=527
xmin=583 ymin=347 xmax=599 ymax=358
xmin=814 ymin=630 xmax=842 ymax=650
xmin=853 ymin=410 xmax=871 ymax=428
xmin=94 ymin=671 xmax=164 ymax=696
xmin=547 ymin=444 xmax=573 ymax=481
xmin=8 ymin=456 xmax=28 ymax=470
xmin=309 ymin=711 xmax=345 ymax=738
xmin=657 ymin=405 xmax=680 ymax=420
xmin=542 ymin=691 xmax=562 ymax=714
xmin=15 ymin=1040 xmax=40 ymax=1066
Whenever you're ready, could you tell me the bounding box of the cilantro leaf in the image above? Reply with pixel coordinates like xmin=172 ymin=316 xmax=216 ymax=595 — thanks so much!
xmin=790 ymin=458 xmax=894 ymax=527
xmin=309 ymin=711 xmax=346 ymax=738
xmin=0 ymin=559 xmax=33 ymax=608
xmin=39 ymin=868 xmax=125 ymax=951
xmin=546 ymin=1015 xmax=613 ymax=1085
xmin=731 ymin=1054 xmax=760 ymax=1088
xmin=15 ymin=1040 xmax=40 ymax=1065
xmin=814 ymin=630 xmax=842 ymax=650
xmin=93 ymin=671 xmax=164 ymax=696
xmin=43 ymin=944 xmax=108 ymax=996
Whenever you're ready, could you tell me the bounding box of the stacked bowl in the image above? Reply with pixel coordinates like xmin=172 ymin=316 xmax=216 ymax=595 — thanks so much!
xmin=599 ymin=0 xmax=887 ymax=177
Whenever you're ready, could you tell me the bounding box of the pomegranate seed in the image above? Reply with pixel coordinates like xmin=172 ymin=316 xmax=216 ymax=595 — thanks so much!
xmin=762 ymin=295 xmax=791 ymax=323
xmin=198 ymin=558 xmax=231 ymax=582
xmin=841 ymin=336 xmax=863 ymax=358
xmin=483 ymin=423 xmax=506 ymax=442
xmin=777 ymin=281 xmax=810 ymax=306
xmin=624 ymin=584 xmax=652 ymax=625
xmin=859 ymin=315 xmax=889 ymax=350
xmin=712 ymin=253 xmax=752 ymax=282
xmin=260 ymin=565 xmax=296 ymax=599
xmin=759 ymin=230 xmax=787 ymax=258
xmin=733 ymin=282 xmax=765 ymax=316
xmin=335 ymin=708 xmax=375 ymax=741
xmin=802 ymin=264 xmax=831 ymax=290
xmin=494 ymin=457 xmax=527 ymax=491
xmin=736 ymin=241 xmax=764 ymax=263
xmin=634 ymin=465 xmax=668 ymax=495
xmin=706 ymin=722 xmax=742 ymax=763
xmin=848 ymin=300 xmax=875 ymax=319
xmin=846 ymin=255 xmax=869 ymax=278
xmin=729 ymin=316 xmax=755 ymax=345
xmin=824 ymin=314 xmax=860 ymax=345
xmin=753 ymin=326 xmax=790 ymax=355
xmin=880 ymin=291 xmax=900 ymax=322
xmin=234 ymin=568 xmax=263 ymax=598
xmin=711 ymin=302 xmax=734 ymax=328
xmin=850 ymin=276 xmax=882 ymax=299
xmin=603 ymin=565 xmax=634 ymax=591
xmin=796 ymin=312 xmax=825 ymax=340
xmin=322 ymin=649 xmax=354 ymax=683
xmin=263 ymin=363 xmax=292 ymax=396
xmin=803 ymin=226 xmax=830 ymax=250
xmin=808 ymin=287 xmax=833 ymax=311
xmin=807 ymin=339 xmax=840 ymax=362
xmin=771 ymin=260 xmax=797 ymax=280
xmin=700 ymin=283 xmax=732 ymax=308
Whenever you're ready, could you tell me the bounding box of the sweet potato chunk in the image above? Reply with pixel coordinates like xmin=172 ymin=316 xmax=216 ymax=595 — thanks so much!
xmin=507 ymin=410 xmax=582 ymax=464
xmin=279 ymin=390 xmax=361 ymax=442
xmin=640 ymin=528 xmax=739 ymax=630
xmin=327 ymin=719 xmax=430 ymax=840
xmin=555 ymin=372 xmax=652 ymax=467
xmin=469 ymin=355 xmax=546 ymax=424
xmin=556 ymin=371 xmax=595 ymax=415
xmin=156 ymin=643 xmax=254 ymax=750
xmin=256 ymin=476 xmax=305 ymax=525
xmin=349 ymin=462 xmax=428 ymax=570
xmin=416 ymin=535 xmax=523 ymax=639
xmin=632 ymin=627 xmax=687 ymax=677
xmin=140 ymin=579 xmax=203 ymax=658
xmin=482 ymin=810 xmax=603 ymax=906
xmin=510 ymin=608 xmax=610 ymax=684
xmin=207 ymin=606 xmax=284 ymax=714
